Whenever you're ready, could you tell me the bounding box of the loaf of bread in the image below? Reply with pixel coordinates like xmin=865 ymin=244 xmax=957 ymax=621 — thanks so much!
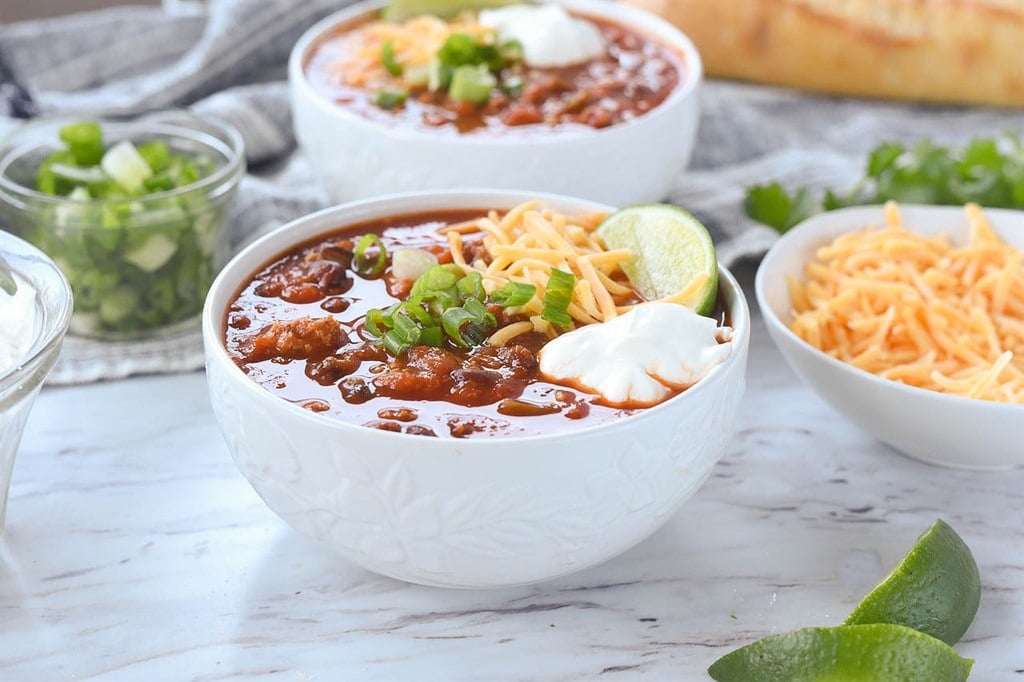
xmin=621 ymin=0 xmax=1024 ymax=107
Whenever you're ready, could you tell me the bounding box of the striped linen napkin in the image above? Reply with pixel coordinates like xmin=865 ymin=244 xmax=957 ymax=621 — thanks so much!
xmin=0 ymin=0 xmax=1020 ymax=384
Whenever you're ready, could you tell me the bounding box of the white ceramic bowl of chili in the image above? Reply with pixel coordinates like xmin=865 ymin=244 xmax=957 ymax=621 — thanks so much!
xmin=756 ymin=204 xmax=1024 ymax=471
xmin=288 ymin=0 xmax=703 ymax=206
xmin=203 ymin=190 xmax=750 ymax=588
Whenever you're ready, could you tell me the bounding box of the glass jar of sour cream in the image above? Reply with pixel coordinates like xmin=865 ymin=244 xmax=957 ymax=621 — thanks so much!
xmin=0 ymin=231 xmax=72 ymax=535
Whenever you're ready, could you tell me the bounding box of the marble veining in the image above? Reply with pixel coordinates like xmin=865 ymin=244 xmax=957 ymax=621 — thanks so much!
xmin=0 ymin=264 xmax=1021 ymax=680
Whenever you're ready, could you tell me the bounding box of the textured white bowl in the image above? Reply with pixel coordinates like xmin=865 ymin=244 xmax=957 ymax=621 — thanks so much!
xmin=756 ymin=204 xmax=1024 ymax=471
xmin=203 ymin=190 xmax=749 ymax=588
xmin=288 ymin=0 xmax=702 ymax=205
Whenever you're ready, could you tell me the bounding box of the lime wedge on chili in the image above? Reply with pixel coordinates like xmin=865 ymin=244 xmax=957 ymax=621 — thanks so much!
xmin=708 ymin=624 xmax=974 ymax=682
xmin=596 ymin=204 xmax=718 ymax=315
xmin=383 ymin=0 xmax=520 ymax=21
xmin=845 ymin=519 xmax=980 ymax=645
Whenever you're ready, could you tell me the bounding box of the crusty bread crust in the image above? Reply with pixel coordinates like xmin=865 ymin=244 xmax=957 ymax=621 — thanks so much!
xmin=621 ymin=0 xmax=1024 ymax=106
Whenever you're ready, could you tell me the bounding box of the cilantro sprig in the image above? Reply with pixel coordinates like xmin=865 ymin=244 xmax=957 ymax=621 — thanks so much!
xmin=745 ymin=134 xmax=1024 ymax=233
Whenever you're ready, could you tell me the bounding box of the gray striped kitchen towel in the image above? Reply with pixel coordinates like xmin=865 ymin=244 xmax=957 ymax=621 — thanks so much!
xmin=1 ymin=0 xmax=1021 ymax=383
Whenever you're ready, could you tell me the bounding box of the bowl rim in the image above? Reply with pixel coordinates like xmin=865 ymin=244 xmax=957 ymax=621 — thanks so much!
xmin=0 ymin=229 xmax=73 ymax=392
xmin=287 ymin=0 xmax=704 ymax=147
xmin=755 ymin=202 xmax=1024 ymax=415
xmin=203 ymin=188 xmax=750 ymax=446
xmin=0 ymin=111 xmax=246 ymax=210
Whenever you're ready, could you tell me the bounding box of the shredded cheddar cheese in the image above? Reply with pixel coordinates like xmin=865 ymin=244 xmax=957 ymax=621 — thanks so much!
xmin=789 ymin=202 xmax=1024 ymax=403
xmin=441 ymin=202 xmax=639 ymax=345
xmin=327 ymin=15 xmax=493 ymax=89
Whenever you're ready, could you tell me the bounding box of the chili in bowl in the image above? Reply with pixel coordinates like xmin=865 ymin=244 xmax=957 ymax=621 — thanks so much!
xmin=289 ymin=0 xmax=702 ymax=205
xmin=203 ymin=190 xmax=749 ymax=588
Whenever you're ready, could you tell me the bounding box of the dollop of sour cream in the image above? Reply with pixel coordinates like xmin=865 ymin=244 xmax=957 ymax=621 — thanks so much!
xmin=0 ymin=273 xmax=40 ymax=375
xmin=479 ymin=4 xmax=605 ymax=68
xmin=539 ymin=302 xmax=732 ymax=407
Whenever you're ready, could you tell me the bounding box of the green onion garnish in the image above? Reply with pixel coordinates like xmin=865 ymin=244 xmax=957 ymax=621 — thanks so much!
xmin=418 ymin=325 xmax=444 ymax=347
xmin=437 ymin=33 xmax=481 ymax=68
xmin=449 ymin=64 xmax=496 ymax=105
xmin=456 ymin=270 xmax=485 ymax=302
xmin=542 ymin=269 xmax=575 ymax=328
xmin=499 ymin=39 xmax=524 ymax=64
xmin=410 ymin=264 xmax=461 ymax=297
xmin=59 ymin=121 xmax=104 ymax=166
xmin=490 ymin=281 xmax=536 ymax=307
xmin=353 ymin=234 xmax=388 ymax=278
xmin=373 ymin=88 xmax=409 ymax=109
xmin=381 ymin=40 xmax=403 ymax=76
xmin=441 ymin=297 xmax=496 ymax=347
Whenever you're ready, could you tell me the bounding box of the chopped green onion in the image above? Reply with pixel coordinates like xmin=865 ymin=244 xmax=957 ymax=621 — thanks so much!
xmin=501 ymin=75 xmax=525 ymax=99
xmin=392 ymin=247 xmax=438 ymax=281
xmin=403 ymin=64 xmax=431 ymax=88
xmin=438 ymin=33 xmax=481 ymax=67
xmin=464 ymin=297 xmax=496 ymax=326
xmin=418 ymin=325 xmax=444 ymax=347
xmin=449 ymin=64 xmax=496 ymax=105
xmin=499 ymin=39 xmax=524 ymax=64
xmin=491 ymin=281 xmax=536 ymax=307
xmin=410 ymin=264 xmax=461 ymax=297
xmin=381 ymin=40 xmax=403 ymax=76
xmin=353 ymin=234 xmax=388 ymax=278
xmin=441 ymin=300 xmax=495 ymax=348
xmin=391 ymin=310 xmax=420 ymax=338
xmin=419 ymin=290 xmax=457 ymax=316
xmin=382 ymin=329 xmax=413 ymax=356
xmin=428 ymin=57 xmax=452 ymax=92
xmin=59 ymin=122 xmax=104 ymax=166
xmin=399 ymin=299 xmax=433 ymax=326
xmin=373 ymin=88 xmax=409 ymax=109
xmin=365 ymin=308 xmax=390 ymax=337
xmin=137 ymin=140 xmax=171 ymax=172
xmin=542 ymin=269 xmax=575 ymax=328
xmin=101 ymin=140 xmax=153 ymax=193
xmin=457 ymin=270 xmax=485 ymax=302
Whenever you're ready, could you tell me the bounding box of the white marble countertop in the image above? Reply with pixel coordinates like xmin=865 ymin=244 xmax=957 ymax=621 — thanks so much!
xmin=1 ymin=263 xmax=1021 ymax=680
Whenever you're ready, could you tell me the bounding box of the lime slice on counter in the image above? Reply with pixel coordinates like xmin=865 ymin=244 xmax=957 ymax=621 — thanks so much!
xmin=707 ymin=624 xmax=974 ymax=682
xmin=383 ymin=0 xmax=520 ymax=21
xmin=596 ymin=204 xmax=718 ymax=315
xmin=845 ymin=519 xmax=980 ymax=646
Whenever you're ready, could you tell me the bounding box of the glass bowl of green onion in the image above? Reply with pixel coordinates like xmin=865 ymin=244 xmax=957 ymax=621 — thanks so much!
xmin=0 ymin=112 xmax=244 ymax=340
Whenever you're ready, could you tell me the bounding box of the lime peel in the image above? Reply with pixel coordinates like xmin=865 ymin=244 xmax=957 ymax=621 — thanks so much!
xmin=844 ymin=519 xmax=980 ymax=646
xmin=708 ymin=624 xmax=974 ymax=682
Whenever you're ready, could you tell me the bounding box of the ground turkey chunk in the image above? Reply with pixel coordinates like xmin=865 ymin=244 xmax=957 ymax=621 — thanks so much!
xmin=245 ymin=316 xmax=344 ymax=362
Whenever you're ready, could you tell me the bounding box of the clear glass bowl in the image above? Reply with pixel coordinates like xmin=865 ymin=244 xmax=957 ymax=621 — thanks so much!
xmin=0 ymin=230 xmax=73 ymax=535
xmin=0 ymin=111 xmax=244 ymax=340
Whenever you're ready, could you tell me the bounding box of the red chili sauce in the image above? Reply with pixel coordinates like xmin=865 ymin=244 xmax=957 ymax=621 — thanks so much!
xmin=224 ymin=211 xmax=645 ymax=438
xmin=305 ymin=13 xmax=684 ymax=135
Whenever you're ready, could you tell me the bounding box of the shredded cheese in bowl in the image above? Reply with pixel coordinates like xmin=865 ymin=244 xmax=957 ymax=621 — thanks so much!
xmin=789 ymin=202 xmax=1024 ymax=403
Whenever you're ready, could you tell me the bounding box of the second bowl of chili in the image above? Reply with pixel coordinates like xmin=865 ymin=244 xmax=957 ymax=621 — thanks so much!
xmin=289 ymin=0 xmax=702 ymax=205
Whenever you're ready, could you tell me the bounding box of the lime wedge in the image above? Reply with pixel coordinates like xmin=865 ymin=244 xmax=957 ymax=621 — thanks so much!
xmin=845 ymin=519 xmax=980 ymax=645
xmin=596 ymin=204 xmax=718 ymax=315
xmin=708 ymin=624 xmax=974 ymax=682
xmin=383 ymin=0 xmax=520 ymax=21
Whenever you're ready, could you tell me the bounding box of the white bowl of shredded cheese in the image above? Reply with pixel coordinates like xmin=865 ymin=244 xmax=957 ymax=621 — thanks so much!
xmin=0 ymin=230 xmax=72 ymax=534
xmin=757 ymin=203 xmax=1024 ymax=470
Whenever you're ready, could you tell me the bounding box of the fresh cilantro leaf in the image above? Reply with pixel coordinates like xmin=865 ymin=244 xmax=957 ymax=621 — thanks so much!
xmin=744 ymin=133 xmax=1024 ymax=231
xmin=866 ymin=142 xmax=904 ymax=177
xmin=744 ymin=182 xmax=819 ymax=234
